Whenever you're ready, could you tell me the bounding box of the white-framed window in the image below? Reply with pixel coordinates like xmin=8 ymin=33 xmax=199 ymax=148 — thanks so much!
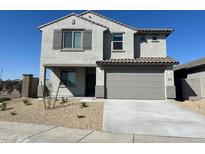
xmin=61 ymin=71 xmax=76 ymax=87
xmin=63 ymin=30 xmax=82 ymax=49
xmin=112 ymin=33 xmax=123 ymax=51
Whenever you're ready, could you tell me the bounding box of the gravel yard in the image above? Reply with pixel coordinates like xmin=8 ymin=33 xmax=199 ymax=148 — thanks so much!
xmin=176 ymin=99 xmax=205 ymax=116
xmin=0 ymin=98 xmax=103 ymax=130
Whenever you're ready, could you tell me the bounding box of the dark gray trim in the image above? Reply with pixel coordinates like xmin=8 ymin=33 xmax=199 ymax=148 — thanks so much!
xmin=103 ymin=65 xmax=167 ymax=70
xmin=43 ymin=64 xmax=97 ymax=67
xmin=95 ymin=85 xmax=104 ymax=98
xmin=60 ymin=49 xmax=84 ymax=52
xmin=83 ymin=30 xmax=92 ymax=50
xmin=53 ymin=29 xmax=62 ymax=50
xmin=166 ymin=86 xmax=176 ymax=99
xmin=174 ymin=57 xmax=205 ymax=71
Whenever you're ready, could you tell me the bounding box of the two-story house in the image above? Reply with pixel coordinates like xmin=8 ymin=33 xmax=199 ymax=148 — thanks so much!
xmin=37 ymin=11 xmax=179 ymax=100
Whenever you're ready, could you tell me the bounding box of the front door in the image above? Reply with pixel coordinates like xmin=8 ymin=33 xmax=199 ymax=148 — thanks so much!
xmin=86 ymin=74 xmax=96 ymax=96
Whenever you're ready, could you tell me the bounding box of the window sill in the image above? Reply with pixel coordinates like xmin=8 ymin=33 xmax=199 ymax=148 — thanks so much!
xmin=60 ymin=84 xmax=76 ymax=88
xmin=60 ymin=49 xmax=84 ymax=52
xmin=112 ymin=50 xmax=125 ymax=52
xmin=151 ymin=40 xmax=160 ymax=43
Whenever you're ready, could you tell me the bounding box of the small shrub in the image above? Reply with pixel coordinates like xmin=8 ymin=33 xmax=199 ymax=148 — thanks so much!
xmin=10 ymin=111 xmax=17 ymax=116
xmin=77 ymin=115 xmax=85 ymax=118
xmin=60 ymin=97 xmax=66 ymax=104
xmin=0 ymin=102 xmax=7 ymax=111
xmin=22 ymin=98 xmax=32 ymax=106
xmin=80 ymin=102 xmax=88 ymax=108
xmin=0 ymin=97 xmax=11 ymax=103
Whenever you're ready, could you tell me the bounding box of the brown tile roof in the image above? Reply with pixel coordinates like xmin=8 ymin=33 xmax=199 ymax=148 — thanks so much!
xmin=96 ymin=57 xmax=179 ymax=65
xmin=136 ymin=29 xmax=173 ymax=36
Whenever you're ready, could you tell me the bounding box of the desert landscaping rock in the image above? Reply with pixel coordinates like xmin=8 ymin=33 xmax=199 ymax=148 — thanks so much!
xmin=176 ymin=100 xmax=205 ymax=116
xmin=0 ymin=98 xmax=103 ymax=130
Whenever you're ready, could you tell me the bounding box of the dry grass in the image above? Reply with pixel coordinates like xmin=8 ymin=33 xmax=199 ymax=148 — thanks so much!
xmin=176 ymin=99 xmax=205 ymax=116
xmin=0 ymin=98 xmax=103 ymax=130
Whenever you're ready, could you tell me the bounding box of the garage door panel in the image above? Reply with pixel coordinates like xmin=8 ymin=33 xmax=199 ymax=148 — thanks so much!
xmin=107 ymin=79 xmax=164 ymax=87
xmin=106 ymin=68 xmax=165 ymax=100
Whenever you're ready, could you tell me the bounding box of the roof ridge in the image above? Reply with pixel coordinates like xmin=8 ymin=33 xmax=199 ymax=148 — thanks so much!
xmin=79 ymin=10 xmax=138 ymax=31
xmin=79 ymin=11 xmax=174 ymax=33
xmin=77 ymin=15 xmax=108 ymax=28
xmin=37 ymin=12 xmax=108 ymax=29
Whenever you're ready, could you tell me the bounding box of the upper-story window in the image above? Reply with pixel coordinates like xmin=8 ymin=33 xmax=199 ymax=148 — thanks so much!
xmin=63 ymin=30 xmax=82 ymax=49
xmin=112 ymin=33 xmax=123 ymax=51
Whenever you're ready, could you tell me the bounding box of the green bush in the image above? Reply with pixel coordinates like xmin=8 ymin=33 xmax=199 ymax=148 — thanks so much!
xmin=80 ymin=102 xmax=88 ymax=108
xmin=22 ymin=98 xmax=32 ymax=106
xmin=0 ymin=102 xmax=7 ymax=111
xmin=60 ymin=97 xmax=66 ymax=104
xmin=77 ymin=115 xmax=85 ymax=118
xmin=0 ymin=97 xmax=11 ymax=103
xmin=10 ymin=111 xmax=17 ymax=116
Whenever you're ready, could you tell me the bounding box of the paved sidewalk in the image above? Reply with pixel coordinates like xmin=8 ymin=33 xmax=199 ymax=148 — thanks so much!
xmin=0 ymin=121 xmax=205 ymax=143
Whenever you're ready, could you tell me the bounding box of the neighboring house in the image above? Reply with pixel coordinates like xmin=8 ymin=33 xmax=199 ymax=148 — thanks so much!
xmin=174 ymin=57 xmax=205 ymax=100
xmin=37 ymin=11 xmax=179 ymax=100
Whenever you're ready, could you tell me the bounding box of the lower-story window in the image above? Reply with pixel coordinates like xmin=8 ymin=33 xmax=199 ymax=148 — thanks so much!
xmin=61 ymin=71 xmax=76 ymax=87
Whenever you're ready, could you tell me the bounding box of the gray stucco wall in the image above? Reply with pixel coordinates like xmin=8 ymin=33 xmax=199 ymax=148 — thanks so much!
xmin=180 ymin=78 xmax=201 ymax=100
xmin=38 ymin=12 xmax=173 ymax=99
xmin=95 ymin=66 xmax=104 ymax=98
xmin=82 ymin=13 xmax=168 ymax=59
xmin=135 ymin=35 xmax=167 ymax=57
xmin=82 ymin=13 xmax=136 ymax=59
xmin=187 ymin=71 xmax=205 ymax=99
xmin=38 ymin=15 xmax=106 ymax=96
xmin=164 ymin=65 xmax=176 ymax=99
xmin=40 ymin=15 xmax=105 ymax=66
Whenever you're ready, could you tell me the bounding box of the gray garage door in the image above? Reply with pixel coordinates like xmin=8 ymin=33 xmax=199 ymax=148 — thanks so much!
xmin=105 ymin=68 xmax=165 ymax=100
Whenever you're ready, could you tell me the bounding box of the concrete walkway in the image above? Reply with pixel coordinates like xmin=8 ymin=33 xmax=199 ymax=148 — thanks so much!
xmin=0 ymin=121 xmax=205 ymax=143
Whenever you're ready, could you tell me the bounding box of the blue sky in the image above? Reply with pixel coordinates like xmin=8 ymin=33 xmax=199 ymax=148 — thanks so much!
xmin=0 ymin=10 xmax=205 ymax=80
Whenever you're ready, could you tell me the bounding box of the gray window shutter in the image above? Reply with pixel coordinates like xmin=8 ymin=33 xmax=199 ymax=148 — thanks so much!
xmin=53 ymin=29 xmax=62 ymax=50
xmin=83 ymin=30 xmax=92 ymax=50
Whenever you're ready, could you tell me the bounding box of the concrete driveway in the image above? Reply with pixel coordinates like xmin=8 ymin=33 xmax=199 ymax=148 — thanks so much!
xmin=103 ymin=99 xmax=205 ymax=138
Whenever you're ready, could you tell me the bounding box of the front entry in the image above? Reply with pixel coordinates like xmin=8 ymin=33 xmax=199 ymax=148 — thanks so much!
xmin=86 ymin=74 xmax=96 ymax=96
xmin=85 ymin=68 xmax=96 ymax=96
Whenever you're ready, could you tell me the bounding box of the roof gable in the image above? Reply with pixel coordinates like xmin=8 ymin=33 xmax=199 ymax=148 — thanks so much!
xmin=37 ymin=13 xmax=108 ymax=30
xmin=37 ymin=11 xmax=174 ymax=36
